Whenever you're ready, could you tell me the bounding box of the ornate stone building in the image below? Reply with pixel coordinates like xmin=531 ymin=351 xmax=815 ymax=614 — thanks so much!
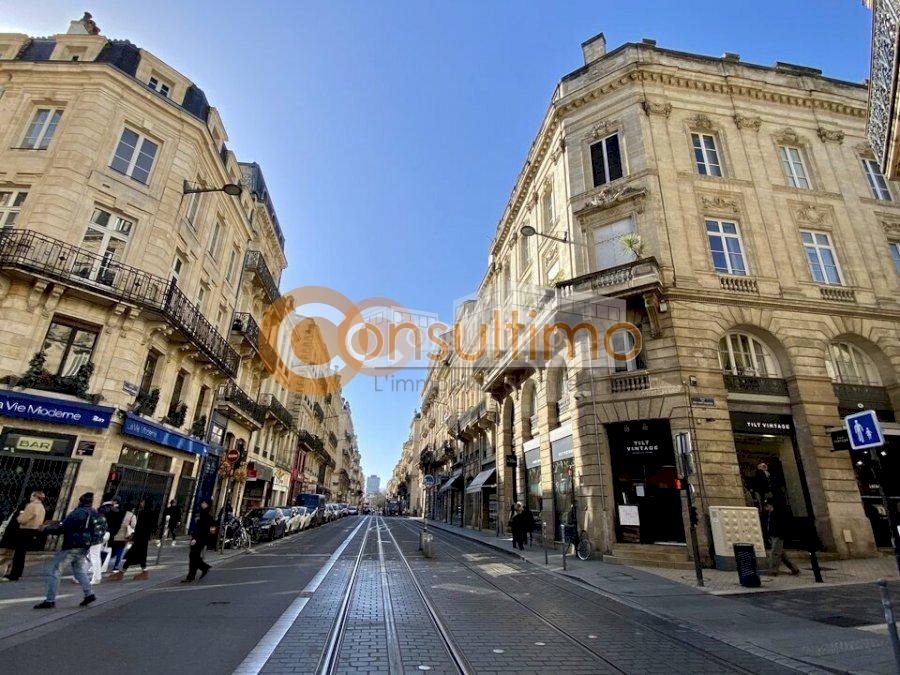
xmin=395 ymin=34 xmax=900 ymax=565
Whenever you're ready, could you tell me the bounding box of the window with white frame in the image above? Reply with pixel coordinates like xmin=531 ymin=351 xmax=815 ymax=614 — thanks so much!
xmin=21 ymin=108 xmax=63 ymax=149
xmin=207 ymin=221 xmax=222 ymax=259
xmin=891 ymin=241 xmax=900 ymax=274
xmin=592 ymin=217 xmax=635 ymax=271
xmin=197 ymin=283 xmax=208 ymax=312
xmin=225 ymin=247 xmax=238 ymax=283
xmin=0 ymin=190 xmax=27 ymax=227
xmin=590 ymin=133 xmax=623 ymax=187
xmin=705 ymin=219 xmax=747 ymax=275
xmin=171 ymin=253 xmax=186 ymax=284
xmin=184 ymin=188 xmax=201 ymax=227
xmin=862 ymin=158 xmax=892 ymax=200
xmin=78 ymin=207 xmax=134 ymax=284
xmin=147 ymin=76 xmax=171 ymax=98
xmin=110 ymin=127 xmax=159 ymax=184
xmin=610 ymin=327 xmax=643 ymax=373
xmin=718 ymin=332 xmax=780 ymax=378
xmin=691 ymin=133 xmax=722 ymax=177
xmin=779 ymin=146 xmax=810 ymax=189
xmin=542 ymin=188 xmax=555 ymax=228
xmin=825 ymin=341 xmax=882 ymax=386
xmin=800 ymin=230 xmax=842 ymax=285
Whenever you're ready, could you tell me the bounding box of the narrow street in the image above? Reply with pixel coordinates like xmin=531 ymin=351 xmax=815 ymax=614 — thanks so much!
xmin=4 ymin=515 xmax=892 ymax=674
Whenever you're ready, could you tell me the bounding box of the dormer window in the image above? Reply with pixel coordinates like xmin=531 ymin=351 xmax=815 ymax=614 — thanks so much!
xmin=148 ymin=76 xmax=171 ymax=98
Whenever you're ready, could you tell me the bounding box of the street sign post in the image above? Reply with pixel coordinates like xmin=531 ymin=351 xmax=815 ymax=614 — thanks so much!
xmin=225 ymin=448 xmax=240 ymax=465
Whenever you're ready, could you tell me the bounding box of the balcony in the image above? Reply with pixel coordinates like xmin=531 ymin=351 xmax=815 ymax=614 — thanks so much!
xmin=243 ymin=250 xmax=280 ymax=304
xmin=216 ymin=380 xmax=265 ymax=427
xmin=866 ymin=0 xmax=900 ymax=179
xmin=0 ymin=229 xmax=238 ymax=377
xmin=230 ymin=312 xmax=260 ymax=355
xmin=458 ymin=400 xmax=497 ymax=436
xmin=719 ymin=275 xmax=758 ymax=294
xmin=609 ymin=370 xmax=651 ymax=393
xmin=297 ymin=428 xmax=325 ymax=454
xmin=557 ymin=257 xmax=661 ymax=299
xmin=260 ymin=392 xmax=294 ymax=429
xmin=819 ymin=287 xmax=856 ymax=304
xmin=313 ymin=401 xmax=325 ymax=422
xmin=833 ymin=382 xmax=892 ymax=410
xmin=328 ymin=431 xmax=338 ymax=448
xmin=723 ymin=373 xmax=789 ymax=397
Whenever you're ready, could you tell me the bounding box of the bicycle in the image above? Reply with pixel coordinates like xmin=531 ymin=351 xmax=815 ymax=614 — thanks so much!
xmin=563 ymin=503 xmax=593 ymax=561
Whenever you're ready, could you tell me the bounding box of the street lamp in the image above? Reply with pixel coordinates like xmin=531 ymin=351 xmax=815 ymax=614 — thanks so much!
xmin=520 ymin=224 xmax=568 ymax=243
xmin=183 ymin=180 xmax=243 ymax=197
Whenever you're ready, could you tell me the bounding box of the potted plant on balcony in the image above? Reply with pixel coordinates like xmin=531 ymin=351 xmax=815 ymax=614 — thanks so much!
xmin=164 ymin=402 xmax=188 ymax=428
xmin=131 ymin=388 xmax=160 ymax=416
xmin=191 ymin=414 xmax=207 ymax=439
xmin=620 ymin=233 xmax=646 ymax=260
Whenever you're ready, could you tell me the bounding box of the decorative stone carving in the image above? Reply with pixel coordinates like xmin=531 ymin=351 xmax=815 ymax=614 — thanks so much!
xmin=733 ymin=114 xmax=761 ymax=131
xmin=882 ymin=219 xmax=900 ymax=237
xmin=584 ymin=185 xmax=646 ymax=210
xmin=793 ymin=203 xmax=829 ymax=226
xmin=688 ymin=114 xmax=715 ymax=132
xmin=699 ymin=194 xmax=739 ymax=213
xmin=585 ymin=119 xmax=620 ymax=141
xmin=774 ymin=127 xmax=802 ymax=146
xmin=855 ymin=141 xmax=875 ymax=157
xmin=641 ymin=99 xmax=672 ymax=117
xmin=817 ymin=127 xmax=845 ymax=143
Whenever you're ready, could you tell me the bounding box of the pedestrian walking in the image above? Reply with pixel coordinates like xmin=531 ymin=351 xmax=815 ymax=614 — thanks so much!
xmin=183 ymin=500 xmax=215 ymax=582
xmin=34 ymin=492 xmax=106 ymax=609
xmin=3 ymin=492 xmax=46 ymax=581
xmin=508 ymin=502 xmax=530 ymax=551
xmin=112 ymin=499 xmax=153 ymax=581
xmin=106 ymin=500 xmax=132 ymax=573
xmin=762 ymin=500 xmax=800 ymax=576
xmin=0 ymin=505 xmax=18 ymax=578
xmin=161 ymin=499 xmax=182 ymax=546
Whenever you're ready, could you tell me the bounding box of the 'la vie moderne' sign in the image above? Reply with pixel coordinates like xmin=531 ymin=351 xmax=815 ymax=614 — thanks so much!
xmin=0 ymin=389 xmax=113 ymax=429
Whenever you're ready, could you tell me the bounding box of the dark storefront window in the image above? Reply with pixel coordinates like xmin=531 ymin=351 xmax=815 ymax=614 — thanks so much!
xmin=119 ymin=445 xmax=172 ymax=473
xmin=524 ymin=445 xmax=542 ymax=518
xmin=550 ymin=433 xmax=574 ymax=541
xmin=42 ymin=319 xmax=99 ymax=377
xmin=0 ymin=428 xmax=76 ymax=456
xmin=139 ymin=350 xmax=159 ymax=394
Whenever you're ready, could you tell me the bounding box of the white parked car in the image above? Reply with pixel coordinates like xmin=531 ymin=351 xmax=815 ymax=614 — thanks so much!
xmin=296 ymin=506 xmax=312 ymax=530
xmin=282 ymin=506 xmax=304 ymax=534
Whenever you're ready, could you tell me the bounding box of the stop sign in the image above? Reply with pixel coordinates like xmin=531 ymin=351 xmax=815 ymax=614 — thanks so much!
xmin=226 ymin=448 xmax=240 ymax=464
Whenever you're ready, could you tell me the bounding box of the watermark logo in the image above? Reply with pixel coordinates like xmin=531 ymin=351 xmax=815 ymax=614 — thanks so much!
xmin=259 ymin=283 xmax=642 ymax=394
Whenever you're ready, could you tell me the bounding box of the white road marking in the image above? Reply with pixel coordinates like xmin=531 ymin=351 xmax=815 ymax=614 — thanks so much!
xmin=232 ymin=518 xmax=368 ymax=675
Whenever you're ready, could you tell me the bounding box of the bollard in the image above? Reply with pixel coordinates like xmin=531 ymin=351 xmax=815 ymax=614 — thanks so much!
xmin=542 ymin=521 xmax=548 ymax=565
xmin=877 ymin=579 xmax=900 ymax=670
xmin=156 ymin=515 xmax=170 ymax=566
xmin=562 ymin=548 xmax=567 ymax=571
xmin=420 ymin=527 xmax=434 ymax=558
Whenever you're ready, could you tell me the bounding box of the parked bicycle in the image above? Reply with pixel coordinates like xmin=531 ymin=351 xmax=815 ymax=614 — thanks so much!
xmin=219 ymin=513 xmax=251 ymax=550
xmin=564 ymin=503 xmax=593 ymax=561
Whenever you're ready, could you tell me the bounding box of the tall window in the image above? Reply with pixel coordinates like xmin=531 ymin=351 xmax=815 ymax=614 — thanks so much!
xmin=718 ymin=332 xmax=780 ymax=378
xmin=691 ymin=133 xmax=722 ymax=176
xmin=862 ymin=158 xmax=892 ymax=200
xmin=139 ymin=350 xmax=159 ymax=394
xmin=184 ymin=189 xmax=201 ymax=228
xmin=110 ymin=128 xmax=158 ymax=184
xmin=610 ymin=327 xmax=643 ymax=373
xmin=891 ymin=242 xmax=900 ymax=274
xmin=519 ymin=226 xmax=532 ymax=271
xmin=42 ymin=319 xmax=99 ymax=377
xmin=592 ymin=217 xmax=635 ymax=270
xmin=705 ymin=219 xmax=747 ymax=275
xmin=194 ymin=385 xmax=209 ymax=422
xmin=825 ymin=342 xmax=882 ymax=386
xmin=590 ymin=133 xmax=623 ymax=187
xmin=800 ymin=230 xmax=842 ymax=285
xmin=168 ymin=369 xmax=187 ymax=417
xmin=0 ymin=190 xmax=27 ymax=227
xmin=79 ymin=208 xmax=134 ymax=284
xmin=207 ymin=221 xmax=222 ymax=258
xmin=171 ymin=253 xmax=185 ymax=284
xmin=197 ymin=283 xmax=208 ymax=312
xmin=779 ymin=146 xmax=810 ymax=189
xmin=225 ymin=248 xmax=238 ymax=283
xmin=542 ymin=188 xmax=555 ymax=228
xmin=21 ymin=108 xmax=62 ymax=149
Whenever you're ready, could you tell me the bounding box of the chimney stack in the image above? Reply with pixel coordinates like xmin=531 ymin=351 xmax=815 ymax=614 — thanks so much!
xmin=581 ymin=32 xmax=606 ymax=65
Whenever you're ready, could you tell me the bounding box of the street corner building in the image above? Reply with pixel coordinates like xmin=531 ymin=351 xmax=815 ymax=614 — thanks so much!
xmin=391 ymin=33 xmax=900 ymax=568
xmin=0 ymin=15 xmax=363 ymax=531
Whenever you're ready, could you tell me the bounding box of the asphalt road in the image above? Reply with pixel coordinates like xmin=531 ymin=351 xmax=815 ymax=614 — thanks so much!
xmin=0 ymin=517 xmax=363 ymax=674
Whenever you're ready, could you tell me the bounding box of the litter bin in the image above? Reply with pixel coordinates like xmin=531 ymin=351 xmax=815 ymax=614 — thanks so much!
xmin=733 ymin=542 xmax=760 ymax=588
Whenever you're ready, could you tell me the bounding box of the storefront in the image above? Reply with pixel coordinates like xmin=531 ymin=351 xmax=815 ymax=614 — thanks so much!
xmin=466 ymin=465 xmax=497 ymax=531
xmin=550 ymin=425 xmax=574 ymax=541
xmin=438 ymin=469 xmax=463 ymax=525
xmin=0 ymin=388 xmax=114 ymax=523
xmin=523 ymin=438 xmax=542 ymax=522
xmin=241 ymin=462 xmax=274 ymax=511
xmin=607 ymin=419 xmax=684 ymax=545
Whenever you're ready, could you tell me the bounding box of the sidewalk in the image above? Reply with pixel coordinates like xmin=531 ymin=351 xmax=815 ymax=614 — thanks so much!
xmin=0 ymin=539 xmax=249 ymax=642
xmin=423 ymin=519 xmax=898 ymax=674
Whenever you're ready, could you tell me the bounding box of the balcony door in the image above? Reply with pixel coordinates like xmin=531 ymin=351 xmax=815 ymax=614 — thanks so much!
xmin=592 ymin=217 xmax=635 ymax=271
xmin=78 ymin=208 xmax=134 ymax=285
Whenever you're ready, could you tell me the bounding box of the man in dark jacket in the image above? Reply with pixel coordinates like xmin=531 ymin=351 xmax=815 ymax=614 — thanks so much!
xmin=762 ymin=500 xmax=799 ymax=576
xmin=184 ymin=500 xmax=215 ymax=582
xmin=508 ymin=502 xmax=530 ymax=551
xmin=34 ymin=492 xmax=103 ymax=609
xmin=162 ymin=499 xmax=182 ymax=546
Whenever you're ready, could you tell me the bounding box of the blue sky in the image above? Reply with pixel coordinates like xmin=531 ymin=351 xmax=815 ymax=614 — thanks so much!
xmin=3 ymin=1 xmax=873 ymax=485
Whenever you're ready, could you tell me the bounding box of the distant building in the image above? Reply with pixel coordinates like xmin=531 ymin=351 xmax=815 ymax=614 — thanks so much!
xmin=366 ymin=474 xmax=381 ymax=496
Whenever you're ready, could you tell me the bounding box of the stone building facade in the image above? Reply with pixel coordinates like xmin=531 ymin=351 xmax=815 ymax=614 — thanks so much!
xmin=392 ymin=34 xmax=900 ymax=565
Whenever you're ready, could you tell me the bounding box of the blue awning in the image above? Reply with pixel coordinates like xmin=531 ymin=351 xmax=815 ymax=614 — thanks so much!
xmin=121 ymin=412 xmax=208 ymax=456
xmin=0 ymin=388 xmax=114 ymax=429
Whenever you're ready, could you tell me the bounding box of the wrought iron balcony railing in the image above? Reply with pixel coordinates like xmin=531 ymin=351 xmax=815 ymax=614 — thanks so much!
xmin=216 ymin=380 xmax=265 ymax=425
xmin=723 ymin=373 xmax=789 ymax=397
xmin=832 ymin=382 xmax=892 ymax=410
xmin=297 ymin=428 xmax=325 ymax=454
xmin=313 ymin=401 xmax=325 ymax=422
xmin=260 ymin=392 xmax=294 ymax=429
xmin=0 ymin=229 xmax=238 ymax=376
xmin=243 ymin=250 xmax=280 ymax=304
xmin=230 ymin=312 xmax=260 ymax=354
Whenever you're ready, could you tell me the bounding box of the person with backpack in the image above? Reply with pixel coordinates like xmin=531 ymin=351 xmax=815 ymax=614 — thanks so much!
xmin=34 ymin=492 xmax=106 ymax=609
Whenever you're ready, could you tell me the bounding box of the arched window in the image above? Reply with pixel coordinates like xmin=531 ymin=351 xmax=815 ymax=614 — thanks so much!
xmin=718 ymin=332 xmax=780 ymax=377
xmin=825 ymin=342 xmax=882 ymax=386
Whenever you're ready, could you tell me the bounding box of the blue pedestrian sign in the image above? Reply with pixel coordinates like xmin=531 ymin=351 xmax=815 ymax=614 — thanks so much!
xmin=844 ymin=410 xmax=885 ymax=450
xmin=423 ymin=474 xmax=434 ymax=488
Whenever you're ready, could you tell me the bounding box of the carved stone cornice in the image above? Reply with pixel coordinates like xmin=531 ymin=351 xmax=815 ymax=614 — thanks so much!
xmin=584 ymin=118 xmax=621 ymax=142
xmin=817 ymin=127 xmax=845 ymax=143
xmin=733 ymin=114 xmax=762 ymax=131
xmin=882 ymin=219 xmax=900 ymax=237
xmin=698 ymin=193 xmax=739 ymax=215
xmin=791 ymin=202 xmax=832 ymax=228
xmin=774 ymin=127 xmax=803 ymax=146
xmin=641 ymin=99 xmax=672 ymax=117
xmin=687 ymin=114 xmax=715 ymax=132
xmin=576 ymin=184 xmax=647 ymax=215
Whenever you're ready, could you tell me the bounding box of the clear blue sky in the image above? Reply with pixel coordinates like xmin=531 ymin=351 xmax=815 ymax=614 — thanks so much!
xmin=3 ymin=1 xmax=873 ymax=485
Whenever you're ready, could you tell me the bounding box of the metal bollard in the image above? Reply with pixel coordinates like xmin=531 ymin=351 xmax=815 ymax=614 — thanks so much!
xmin=156 ymin=515 xmax=170 ymax=566
xmin=542 ymin=521 xmax=548 ymax=565
xmin=420 ymin=526 xmax=434 ymax=558
xmin=876 ymin=579 xmax=900 ymax=670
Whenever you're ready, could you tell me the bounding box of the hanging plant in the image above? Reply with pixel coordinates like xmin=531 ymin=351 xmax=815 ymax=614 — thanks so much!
xmin=232 ymin=465 xmax=248 ymax=484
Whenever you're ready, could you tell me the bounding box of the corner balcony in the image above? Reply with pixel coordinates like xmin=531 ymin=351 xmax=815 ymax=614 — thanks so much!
xmin=230 ymin=312 xmax=261 ymax=356
xmin=216 ymin=380 xmax=265 ymax=428
xmin=260 ymin=392 xmax=294 ymax=430
xmin=243 ymin=250 xmax=280 ymax=304
xmin=723 ymin=373 xmax=789 ymax=397
xmin=866 ymin=0 xmax=900 ymax=179
xmin=0 ymin=229 xmax=238 ymax=377
xmin=557 ymin=257 xmax=662 ymax=300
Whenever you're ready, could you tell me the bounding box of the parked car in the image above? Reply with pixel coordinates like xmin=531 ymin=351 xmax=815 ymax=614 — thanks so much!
xmin=245 ymin=507 xmax=287 ymax=541
xmin=347 ymin=506 xmax=359 ymax=516
xmin=281 ymin=506 xmax=304 ymax=534
xmin=295 ymin=493 xmax=326 ymax=527
xmin=295 ymin=505 xmax=312 ymax=530
xmin=325 ymin=503 xmax=339 ymax=522
xmin=338 ymin=503 xmax=349 ymax=518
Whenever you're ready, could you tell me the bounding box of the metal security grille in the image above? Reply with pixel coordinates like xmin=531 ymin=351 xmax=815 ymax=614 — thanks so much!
xmin=0 ymin=453 xmax=80 ymax=527
xmin=173 ymin=475 xmax=196 ymax=514
xmin=103 ymin=463 xmax=173 ymax=529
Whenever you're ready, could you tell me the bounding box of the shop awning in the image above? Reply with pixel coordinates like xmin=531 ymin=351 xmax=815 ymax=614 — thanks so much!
xmin=438 ymin=470 xmax=463 ymax=493
xmin=466 ymin=468 xmax=496 ymax=494
xmin=121 ymin=412 xmax=208 ymax=456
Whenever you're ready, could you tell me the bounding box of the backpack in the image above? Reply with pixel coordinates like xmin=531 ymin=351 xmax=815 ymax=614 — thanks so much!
xmin=77 ymin=510 xmax=108 ymax=547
